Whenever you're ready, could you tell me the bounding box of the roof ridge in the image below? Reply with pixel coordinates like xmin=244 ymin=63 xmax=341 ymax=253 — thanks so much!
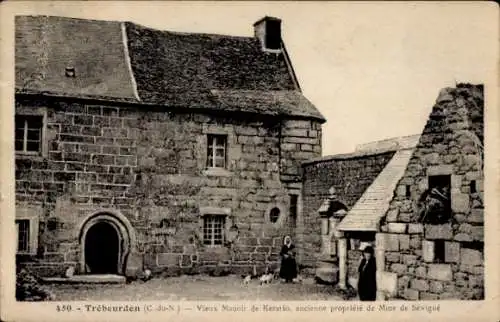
xmin=18 ymin=15 xmax=256 ymax=40
xmin=125 ymin=20 xmax=255 ymax=40
xmin=17 ymin=14 xmax=120 ymax=25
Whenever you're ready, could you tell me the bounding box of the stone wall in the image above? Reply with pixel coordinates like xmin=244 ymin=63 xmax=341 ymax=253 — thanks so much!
xmin=15 ymin=97 xmax=322 ymax=277
xmin=301 ymin=152 xmax=394 ymax=266
xmin=378 ymin=84 xmax=484 ymax=300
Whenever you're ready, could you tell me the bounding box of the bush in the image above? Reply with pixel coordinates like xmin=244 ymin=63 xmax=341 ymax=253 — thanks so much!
xmin=16 ymin=269 xmax=55 ymax=301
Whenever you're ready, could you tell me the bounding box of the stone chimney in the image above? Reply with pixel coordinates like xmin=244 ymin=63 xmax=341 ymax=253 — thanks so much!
xmin=253 ymin=16 xmax=282 ymax=52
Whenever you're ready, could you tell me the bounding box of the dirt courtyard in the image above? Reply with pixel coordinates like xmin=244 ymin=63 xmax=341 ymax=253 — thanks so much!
xmin=43 ymin=275 xmax=346 ymax=301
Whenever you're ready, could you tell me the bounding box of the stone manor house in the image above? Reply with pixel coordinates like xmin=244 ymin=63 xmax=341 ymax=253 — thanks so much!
xmin=14 ymin=15 xmax=325 ymax=278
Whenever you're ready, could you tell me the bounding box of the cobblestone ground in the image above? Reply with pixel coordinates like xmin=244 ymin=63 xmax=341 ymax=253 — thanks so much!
xmin=44 ymin=275 xmax=345 ymax=301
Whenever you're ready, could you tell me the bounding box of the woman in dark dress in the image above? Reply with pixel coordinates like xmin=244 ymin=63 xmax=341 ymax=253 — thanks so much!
xmin=357 ymin=246 xmax=377 ymax=301
xmin=279 ymin=235 xmax=298 ymax=283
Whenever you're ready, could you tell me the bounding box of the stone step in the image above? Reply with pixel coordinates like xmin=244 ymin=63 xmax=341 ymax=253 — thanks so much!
xmin=41 ymin=274 xmax=126 ymax=284
xmin=315 ymin=265 xmax=339 ymax=285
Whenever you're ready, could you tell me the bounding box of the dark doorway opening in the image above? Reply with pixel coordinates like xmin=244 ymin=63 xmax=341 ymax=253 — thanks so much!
xmin=85 ymin=222 xmax=119 ymax=274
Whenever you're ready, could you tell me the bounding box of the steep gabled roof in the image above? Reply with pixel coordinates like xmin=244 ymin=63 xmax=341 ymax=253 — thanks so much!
xmin=15 ymin=15 xmax=325 ymax=122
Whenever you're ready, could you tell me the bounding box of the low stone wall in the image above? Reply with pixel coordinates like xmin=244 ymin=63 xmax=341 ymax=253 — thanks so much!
xmin=301 ymin=152 xmax=394 ymax=266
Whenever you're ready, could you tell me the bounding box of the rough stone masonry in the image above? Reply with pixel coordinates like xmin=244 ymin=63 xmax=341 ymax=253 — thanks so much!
xmin=15 ymin=99 xmax=322 ymax=277
xmin=378 ymin=84 xmax=484 ymax=300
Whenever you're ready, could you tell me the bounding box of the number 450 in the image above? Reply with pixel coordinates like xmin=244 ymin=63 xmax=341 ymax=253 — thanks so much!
xmin=56 ymin=304 xmax=72 ymax=312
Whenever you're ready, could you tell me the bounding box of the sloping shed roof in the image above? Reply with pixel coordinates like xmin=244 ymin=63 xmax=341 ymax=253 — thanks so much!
xmin=336 ymin=148 xmax=416 ymax=231
xmin=15 ymin=15 xmax=325 ymax=122
xmin=355 ymin=134 xmax=421 ymax=153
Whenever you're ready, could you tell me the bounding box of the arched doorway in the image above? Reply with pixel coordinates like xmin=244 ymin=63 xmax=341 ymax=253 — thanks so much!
xmin=84 ymin=221 xmax=120 ymax=274
xmin=79 ymin=211 xmax=136 ymax=276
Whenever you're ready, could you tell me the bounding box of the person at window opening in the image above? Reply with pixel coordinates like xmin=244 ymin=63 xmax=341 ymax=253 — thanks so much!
xmin=418 ymin=185 xmax=450 ymax=224
xmin=357 ymin=246 xmax=377 ymax=301
xmin=279 ymin=235 xmax=297 ymax=283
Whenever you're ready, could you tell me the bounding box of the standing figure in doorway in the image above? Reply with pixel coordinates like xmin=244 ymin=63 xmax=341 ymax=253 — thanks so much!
xmin=357 ymin=246 xmax=377 ymax=301
xmin=279 ymin=235 xmax=298 ymax=283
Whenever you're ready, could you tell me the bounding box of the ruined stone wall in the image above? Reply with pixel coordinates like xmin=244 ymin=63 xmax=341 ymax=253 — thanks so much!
xmin=301 ymin=152 xmax=394 ymax=266
xmin=15 ymin=97 xmax=322 ymax=277
xmin=379 ymin=84 xmax=484 ymax=300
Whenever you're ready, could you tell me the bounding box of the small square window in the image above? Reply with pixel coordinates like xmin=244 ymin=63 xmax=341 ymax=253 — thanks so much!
xmin=203 ymin=215 xmax=226 ymax=246
xmin=405 ymin=185 xmax=411 ymax=198
xmin=16 ymin=219 xmax=30 ymax=253
xmin=207 ymin=135 xmax=227 ymax=168
xmin=15 ymin=115 xmax=43 ymax=154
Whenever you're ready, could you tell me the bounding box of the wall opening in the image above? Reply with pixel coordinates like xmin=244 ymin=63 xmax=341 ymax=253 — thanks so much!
xmin=419 ymin=175 xmax=451 ymax=224
xmin=470 ymin=180 xmax=477 ymax=193
xmin=265 ymin=19 xmax=281 ymax=50
xmin=405 ymin=185 xmax=411 ymax=198
xmin=434 ymin=239 xmax=445 ymax=263
xmin=289 ymin=194 xmax=298 ymax=228
xmin=79 ymin=211 xmax=135 ymax=276
xmin=269 ymin=207 xmax=281 ymax=223
xmin=84 ymin=221 xmax=120 ymax=274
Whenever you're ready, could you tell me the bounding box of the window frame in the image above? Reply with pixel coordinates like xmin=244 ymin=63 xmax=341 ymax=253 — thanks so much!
xmin=206 ymin=134 xmax=227 ymax=169
xmin=200 ymin=124 xmax=236 ymax=177
xmin=202 ymin=214 xmax=226 ymax=247
xmin=14 ymin=107 xmax=48 ymax=157
xmin=199 ymin=207 xmax=232 ymax=248
xmin=15 ymin=207 xmax=40 ymax=256
xmin=15 ymin=115 xmax=43 ymax=154
xmin=16 ymin=219 xmax=31 ymax=253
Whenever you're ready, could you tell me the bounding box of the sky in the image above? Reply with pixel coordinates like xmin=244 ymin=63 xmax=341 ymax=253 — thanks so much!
xmin=3 ymin=1 xmax=498 ymax=155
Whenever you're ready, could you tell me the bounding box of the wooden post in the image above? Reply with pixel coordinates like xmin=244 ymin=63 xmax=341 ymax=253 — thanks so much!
xmin=337 ymin=237 xmax=347 ymax=289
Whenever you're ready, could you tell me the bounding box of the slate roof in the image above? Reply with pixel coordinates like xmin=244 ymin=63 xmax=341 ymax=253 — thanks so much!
xmin=336 ymin=148 xmax=416 ymax=231
xmin=15 ymin=15 xmax=325 ymax=122
xmin=308 ymin=134 xmax=419 ymax=230
xmin=15 ymin=15 xmax=137 ymax=99
xmin=125 ymin=22 xmax=297 ymax=95
xmin=335 ymin=135 xmax=420 ymax=231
